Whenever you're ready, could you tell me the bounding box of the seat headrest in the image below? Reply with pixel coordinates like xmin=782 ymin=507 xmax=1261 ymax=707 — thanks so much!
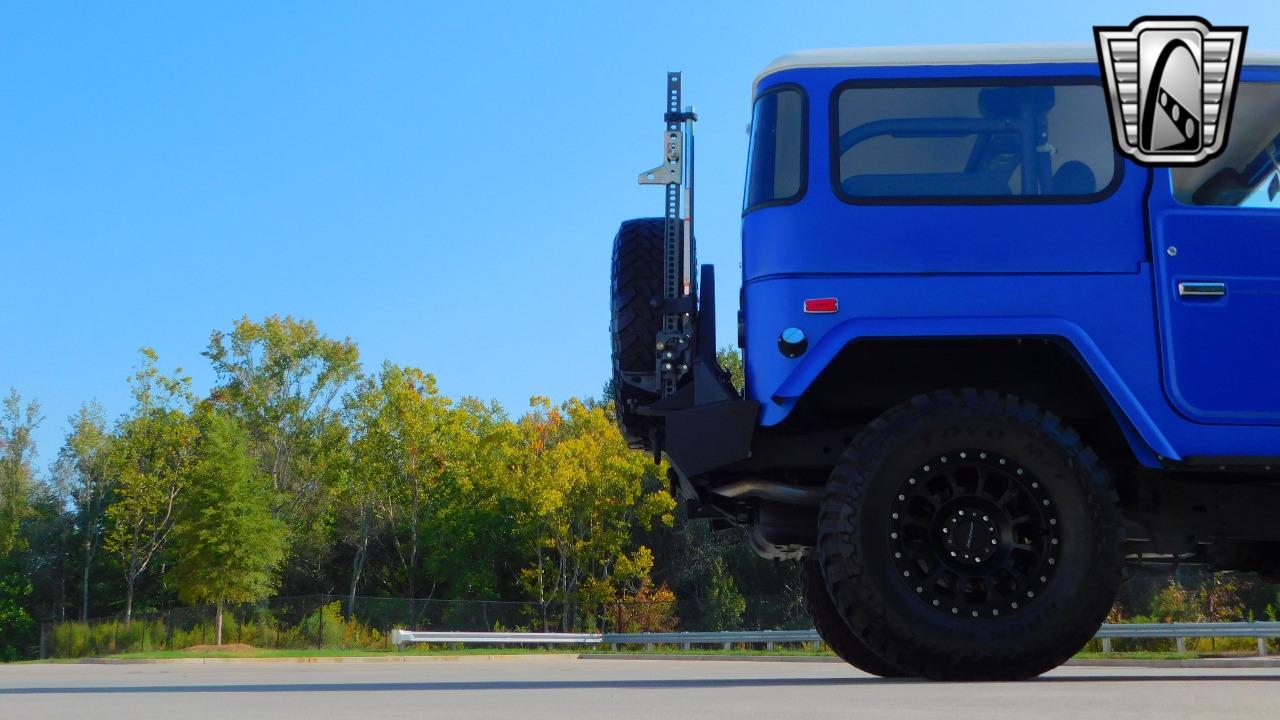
xmin=1052 ymin=161 xmax=1097 ymax=195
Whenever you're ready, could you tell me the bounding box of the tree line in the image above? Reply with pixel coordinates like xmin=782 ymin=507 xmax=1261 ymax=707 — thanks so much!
xmin=0 ymin=316 xmax=796 ymax=658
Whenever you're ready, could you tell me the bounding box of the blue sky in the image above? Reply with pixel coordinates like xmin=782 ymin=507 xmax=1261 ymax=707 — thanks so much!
xmin=4 ymin=1 xmax=1278 ymax=465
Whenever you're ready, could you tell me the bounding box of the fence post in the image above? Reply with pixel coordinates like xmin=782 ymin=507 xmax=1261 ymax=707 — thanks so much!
xmin=1176 ymin=637 xmax=1186 ymax=653
xmin=39 ymin=622 xmax=48 ymax=660
xmin=1259 ymin=637 xmax=1268 ymax=657
xmin=1101 ymin=638 xmax=1112 ymax=654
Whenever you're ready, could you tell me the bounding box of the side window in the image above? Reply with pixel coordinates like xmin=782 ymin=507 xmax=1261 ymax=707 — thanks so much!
xmin=832 ymin=82 xmax=1119 ymax=202
xmin=744 ymin=86 xmax=806 ymax=212
xmin=1172 ymin=83 xmax=1280 ymax=208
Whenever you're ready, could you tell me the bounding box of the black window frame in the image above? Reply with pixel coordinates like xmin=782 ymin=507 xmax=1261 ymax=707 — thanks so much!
xmin=743 ymin=83 xmax=809 ymax=215
xmin=828 ymin=76 xmax=1126 ymax=206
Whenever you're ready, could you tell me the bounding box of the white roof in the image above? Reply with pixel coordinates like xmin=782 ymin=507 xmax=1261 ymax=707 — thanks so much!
xmin=756 ymin=43 xmax=1280 ymax=90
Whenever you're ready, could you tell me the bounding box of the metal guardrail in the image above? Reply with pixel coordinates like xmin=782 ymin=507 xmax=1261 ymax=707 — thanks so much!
xmin=1095 ymin=621 xmax=1280 ymax=655
xmin=390 ymin=630 xmax=602 ymax=646
xmin=602 ymin=629 xmax=820 ymax=650
xmin=391 ymin=622 xmax=1280 ymax=656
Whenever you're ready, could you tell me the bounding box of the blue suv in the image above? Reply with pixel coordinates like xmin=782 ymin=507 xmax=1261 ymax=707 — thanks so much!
xmin=609 ymin=45 xmax=1280 ymax=679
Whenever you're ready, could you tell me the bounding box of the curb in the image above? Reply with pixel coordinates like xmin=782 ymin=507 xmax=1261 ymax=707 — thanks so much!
xmin=67 ymin=653 xmax=584 ymax=666
xmin=586 ymin=654 xmax=1280 ymax=668
xmin=1066 ymin=657 xmax=1280 ymax=669
xmin=579 ymin=654 xmax=841 ymax=663
xmin=50 ymin=653 xmax=1280 ymax=669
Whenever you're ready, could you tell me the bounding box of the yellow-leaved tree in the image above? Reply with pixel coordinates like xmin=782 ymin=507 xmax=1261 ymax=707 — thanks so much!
xmin=508 ymin=398 xmax=674 ymax=631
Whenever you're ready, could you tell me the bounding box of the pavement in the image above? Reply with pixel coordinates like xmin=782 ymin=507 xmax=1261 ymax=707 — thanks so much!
xmin=1 ymin=656 xmax=1278 ymax=719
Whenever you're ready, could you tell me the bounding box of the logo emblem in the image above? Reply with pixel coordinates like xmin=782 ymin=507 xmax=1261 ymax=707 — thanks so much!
xmin=1095 ymin=17 xmax=1247 ymax=165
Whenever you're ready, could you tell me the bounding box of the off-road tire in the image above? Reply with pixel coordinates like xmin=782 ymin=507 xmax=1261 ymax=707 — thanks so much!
xmin=801 ymin=554 xmax=905 ymax=678
xmin=817 ymin=389 xmax=1123 ymax=681
xmin=610 ymin=218 xmax=667 ymax=449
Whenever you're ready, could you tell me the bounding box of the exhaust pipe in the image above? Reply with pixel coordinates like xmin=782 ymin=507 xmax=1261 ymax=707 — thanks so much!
xmin=709 ymin=480 xmax=822 ymax=506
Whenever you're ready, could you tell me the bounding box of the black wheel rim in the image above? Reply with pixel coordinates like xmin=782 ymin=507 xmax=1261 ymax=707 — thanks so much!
xmin=888 ymin=449 xmax=1061 ymax=618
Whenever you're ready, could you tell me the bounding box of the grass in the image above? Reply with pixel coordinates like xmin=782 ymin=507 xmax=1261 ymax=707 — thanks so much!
xmin=1073 ymin=651 xmax=1202 ymax=660
xmin=1074 ymin=650 xmax=1275 ymax=660
xmin=93 ymin=646 xmax=586 ymax=660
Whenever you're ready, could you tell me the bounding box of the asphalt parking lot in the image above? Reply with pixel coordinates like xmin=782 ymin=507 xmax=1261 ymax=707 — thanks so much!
xmin=1 ymin=657 xmax=1278 ymax=719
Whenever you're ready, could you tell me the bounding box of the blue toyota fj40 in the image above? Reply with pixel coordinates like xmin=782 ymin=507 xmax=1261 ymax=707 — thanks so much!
xmin=610 ymin=45 xmax=1280 ymax=679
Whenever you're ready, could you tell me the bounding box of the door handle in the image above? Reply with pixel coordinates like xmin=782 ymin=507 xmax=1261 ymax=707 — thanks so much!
xmin=1177 ymin=281 xmax=1227 ymax=297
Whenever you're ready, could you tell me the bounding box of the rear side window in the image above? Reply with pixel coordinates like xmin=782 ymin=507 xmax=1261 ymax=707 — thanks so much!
xmin=744 ymin=86 xmax=806 ymax=212
xmin=832 ymin=81 xmax=1120 ymax=202
xmin=1171 ymin=83 xmax=1280 ymax=208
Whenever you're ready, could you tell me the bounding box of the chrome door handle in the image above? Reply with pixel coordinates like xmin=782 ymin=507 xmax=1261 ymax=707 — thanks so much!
xmin=1177 ymin=281 xmax=1227 ymax=297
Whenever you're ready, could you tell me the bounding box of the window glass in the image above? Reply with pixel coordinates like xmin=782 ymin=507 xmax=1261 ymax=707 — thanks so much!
xmin=833 ymin=83 xmax=1117 ymax=200
xmin=744 ymin=88 xmax=805 ymax=210
xmin=1171 ymin=83 xmax=1280 ymax=207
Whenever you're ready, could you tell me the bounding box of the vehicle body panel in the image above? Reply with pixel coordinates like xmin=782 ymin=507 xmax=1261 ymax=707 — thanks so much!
xmin=741 ymin=61 xmax=1280 ymax=467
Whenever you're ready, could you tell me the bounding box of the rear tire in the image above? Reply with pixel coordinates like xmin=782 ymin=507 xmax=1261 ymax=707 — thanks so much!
xmin=610 ymin=218 xmax=667 ymax=448
xmin=817 ymin=389 xmax=1122 ymax=680
xmin=801 ymin=554 xmax=904 ymax=678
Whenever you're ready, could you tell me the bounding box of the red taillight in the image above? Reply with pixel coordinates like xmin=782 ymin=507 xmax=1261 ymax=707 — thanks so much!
xmin=804 ymin=297 xmax=838 ymax=314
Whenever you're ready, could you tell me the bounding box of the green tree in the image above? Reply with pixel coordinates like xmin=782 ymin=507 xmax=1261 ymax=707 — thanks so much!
xmin=0 ymin=558 xmax=34 ymax=661
xmin=0 ymin=390 xmax=41 ymax=660
xmin=169 ymin=410 xmax=286 ymax=645
xmin=52 ymin=402 xmax=114 ymax=621
xmin=104 ymin=349 xmax=198 ymax=624
xmin=716 ymin=347 xmax=744 ymax=394
xmin=203 ymin=315 xmax=360 ymax=582
xmin=0 ymin=389 xmax=41 ymax=556
xmin=348 ymin=363 xmax=470 ymax=603
xmin=703 ymin=557 xmax=746 ymax=630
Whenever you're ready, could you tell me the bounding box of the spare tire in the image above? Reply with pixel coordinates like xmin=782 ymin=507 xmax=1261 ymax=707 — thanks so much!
xmin=610 ymin=218 xmax=668 ymax=449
